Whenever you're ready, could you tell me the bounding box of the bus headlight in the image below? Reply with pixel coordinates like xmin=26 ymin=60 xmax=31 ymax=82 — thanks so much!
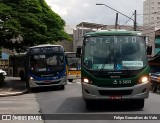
xmin=83 ymin=78 xmax=91 ymax=84
xmin=140 ymin=76 xmax=149 ymax=83
xmin=30 ymin=77 xmax=34 ymax=80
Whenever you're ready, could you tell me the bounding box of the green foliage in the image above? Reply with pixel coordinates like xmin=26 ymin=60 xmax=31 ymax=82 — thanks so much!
xmin=0 ymin=0 xmax=70 ymax=52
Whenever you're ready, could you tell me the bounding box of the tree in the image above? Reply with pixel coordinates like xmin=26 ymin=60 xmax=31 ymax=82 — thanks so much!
xmin=0 ymin=0 xmax=71 ymax=52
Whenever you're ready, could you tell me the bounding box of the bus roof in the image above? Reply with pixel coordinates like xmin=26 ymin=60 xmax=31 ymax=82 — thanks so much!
xmin=27 ymin=44 xmax=65 ymax=54
xmin=29 ymin=44 xmax=63 ymax=49
xmin=84 ymin=29 xmax=143 ymax=37
xmin=65 ymin=52 xmax=76 ymax=54
xmin=10 ymin=53 xmax=26 ymax=58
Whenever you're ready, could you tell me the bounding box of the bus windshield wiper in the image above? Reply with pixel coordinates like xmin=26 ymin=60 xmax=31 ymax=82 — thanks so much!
xmin=99 ymin=53 xmax=112 ymax=72
xmin=99 ymin=52 xmax=131 ymax=75
xmin=114 ymin=56 xmax=129 ymax=70
xmin=113 ymin=55 xmax=131 ymax=75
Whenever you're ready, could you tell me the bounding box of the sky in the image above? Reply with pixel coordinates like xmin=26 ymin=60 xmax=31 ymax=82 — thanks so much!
xmin=45 ymin=0 xmax=144 ymax=26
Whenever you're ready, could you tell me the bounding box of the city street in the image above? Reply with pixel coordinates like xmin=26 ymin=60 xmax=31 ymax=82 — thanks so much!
xmin=1 ymin=78 xmax=160 ymax=123
xmin=1 ymin=0 xmax=160 ymax=123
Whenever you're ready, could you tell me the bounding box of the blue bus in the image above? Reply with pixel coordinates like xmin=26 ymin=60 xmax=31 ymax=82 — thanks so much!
xmin=25 ymin=44 xmax=67 ymax=90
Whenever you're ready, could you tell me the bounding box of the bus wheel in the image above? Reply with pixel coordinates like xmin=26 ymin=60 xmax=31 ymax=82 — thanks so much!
xmin=68 ymin=79 xmax=73 ymax=82
xmin=133 ymin=99 xmax=144 ymax=109
xmin=152 ymin=82 xmax=158 ymax=93
xmin=85 ymin=100 xmax=94 ymax=110
xmin=60 ymin=85 xmax=65 ymax=90
xmin=26 ymin=81 xmax=31 ymax=92
xmin=19 ymin=70 xmax=25 ymax=81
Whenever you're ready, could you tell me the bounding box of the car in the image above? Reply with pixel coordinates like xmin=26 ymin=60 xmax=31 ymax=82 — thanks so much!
xmin=0 ymin=69 xmax=7 ymax=77
xmin=150 ymin=72 xmax=160 ymax=93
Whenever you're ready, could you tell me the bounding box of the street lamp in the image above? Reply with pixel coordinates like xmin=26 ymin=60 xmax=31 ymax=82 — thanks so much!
xmin=96 ymin=3 xmax=137 ymax=31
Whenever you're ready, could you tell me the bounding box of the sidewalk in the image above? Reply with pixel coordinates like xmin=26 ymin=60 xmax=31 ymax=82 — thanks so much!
xmin=0 ymin=77 xmax=28 ymax=97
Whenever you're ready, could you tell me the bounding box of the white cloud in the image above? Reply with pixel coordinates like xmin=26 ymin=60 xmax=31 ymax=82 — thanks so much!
xmin=51 ymin=4 xmax=70 ymax=16
xmin=45 ymin=0 xmax=71 ymax=16
xmin=45 ymin=0 xmax=144 ymax=26
xmin=83 ymin=3 xmax=89 ymax=7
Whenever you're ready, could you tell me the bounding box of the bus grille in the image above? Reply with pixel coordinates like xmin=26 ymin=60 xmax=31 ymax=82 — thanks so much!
xmin=99 ymin=90 xmax=132 ymax=96
xmin=36 ymin=81 xmax=61 ymax=85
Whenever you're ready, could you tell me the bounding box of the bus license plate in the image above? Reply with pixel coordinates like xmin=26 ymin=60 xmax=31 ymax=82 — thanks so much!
xmin=44 ymin=81 xmax=51 ymax=83
xmin=109 ymin=96 xmax=122 ymax=99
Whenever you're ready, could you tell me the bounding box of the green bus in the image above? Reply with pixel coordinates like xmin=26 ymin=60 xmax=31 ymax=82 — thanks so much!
xmin=76 ymin=30 xmax=152 ymax=109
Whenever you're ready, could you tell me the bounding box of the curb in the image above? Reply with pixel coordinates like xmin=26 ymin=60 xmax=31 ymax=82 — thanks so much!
xmin=0 ymin=89 xmax=28 ymax=97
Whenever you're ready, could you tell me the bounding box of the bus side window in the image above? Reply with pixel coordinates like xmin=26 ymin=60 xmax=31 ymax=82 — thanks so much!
xmin=56 ymin=55 xmax=63 ymax=65
xmin=65 ymin=56 xmax=68 ymax=65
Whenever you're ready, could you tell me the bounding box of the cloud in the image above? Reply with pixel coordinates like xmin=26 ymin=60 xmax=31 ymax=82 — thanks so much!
xmin=51 ymin=4 xmax=69 ymax=16
xmin=83 ymin=3 xmax=89 ymax=7
xmin=45 ymin=0 xmax=144 ymax=26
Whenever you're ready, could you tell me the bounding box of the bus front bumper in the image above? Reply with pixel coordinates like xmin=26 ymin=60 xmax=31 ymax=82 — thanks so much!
xmin=82 ymin=82 xmax=150 ymax=100
xmin=29 ymin=76 xmax=67 ymax=88
xmin=67 ymin=75 xmax=81 ymax=80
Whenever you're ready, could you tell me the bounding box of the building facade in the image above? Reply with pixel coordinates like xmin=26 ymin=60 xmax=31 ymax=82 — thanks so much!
xmin=55 ymin=25 xmax=74 ymax=52
xmin=73 ymin=22 xmax=106 ymax=51
xmin=143 ymin=0 xmax=160 ymax=28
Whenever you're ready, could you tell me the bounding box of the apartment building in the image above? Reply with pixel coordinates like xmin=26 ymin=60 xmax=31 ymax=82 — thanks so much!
xmin=143 ymin=0 xmax=160 ymax=28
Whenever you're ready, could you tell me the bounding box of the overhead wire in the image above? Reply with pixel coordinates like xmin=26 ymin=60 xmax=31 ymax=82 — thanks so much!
xmin=121 ymin=13 xmax=134 ymax=26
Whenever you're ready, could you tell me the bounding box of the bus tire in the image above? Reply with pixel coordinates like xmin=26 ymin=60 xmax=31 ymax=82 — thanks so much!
xmin=26 ymin=81 xmax=31 ymax=92
xmin=85 ymin=100 xmax=94 ymax=110
xmin=19 ymin=70 xmax=25 ymax=81
xmin=68 ymin=79 xmax=73 ymax=82
xmin=133 ymin=99 xmax=144 ymax=109
xmin=60 ymin=85 xmax=65 ymax=90
xmin=152 ymin=82 xmax=158 ymax=93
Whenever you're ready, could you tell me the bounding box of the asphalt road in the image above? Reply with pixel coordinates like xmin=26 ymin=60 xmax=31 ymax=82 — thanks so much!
xmin=1 ymin=78 xmax=160 ymax=123
xmin=34 ymin=79 xmax=160 ymax=123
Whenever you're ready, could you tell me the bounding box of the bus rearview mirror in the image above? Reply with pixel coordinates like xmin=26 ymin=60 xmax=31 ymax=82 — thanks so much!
xmin=76 ymin=46 xmax=81 ymax=57
xmin=147 ymin=45 xmax=152 ymax=55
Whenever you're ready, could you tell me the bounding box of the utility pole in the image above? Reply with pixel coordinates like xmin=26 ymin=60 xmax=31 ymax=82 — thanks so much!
xmin=134 ymin=10 xmax=137 ymax=31
xmin=115 ymin=13 xmax=118 ymax=29
xmin=96 ymin=4 xmax=137 ymax=31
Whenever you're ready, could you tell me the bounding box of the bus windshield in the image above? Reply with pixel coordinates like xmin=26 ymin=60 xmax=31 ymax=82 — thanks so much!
xmin=67 ymin=57 xmax=81 ymax=70
xmin=29 ymin=53 xmax=64 ymax=72
xmin=83 ymin=36 xmax=147 ymax=71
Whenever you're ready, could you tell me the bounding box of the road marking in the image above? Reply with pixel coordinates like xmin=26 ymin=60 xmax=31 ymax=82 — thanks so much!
xmin=76 ymin=82 xmax=81 ymax=84
xmin=67 ymin=81 xmax=81 ymax=85
xmin=8 ymin=88 xmax=13 ymax=92
xmin=67 ymin=82 xmax=72 ymax=84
